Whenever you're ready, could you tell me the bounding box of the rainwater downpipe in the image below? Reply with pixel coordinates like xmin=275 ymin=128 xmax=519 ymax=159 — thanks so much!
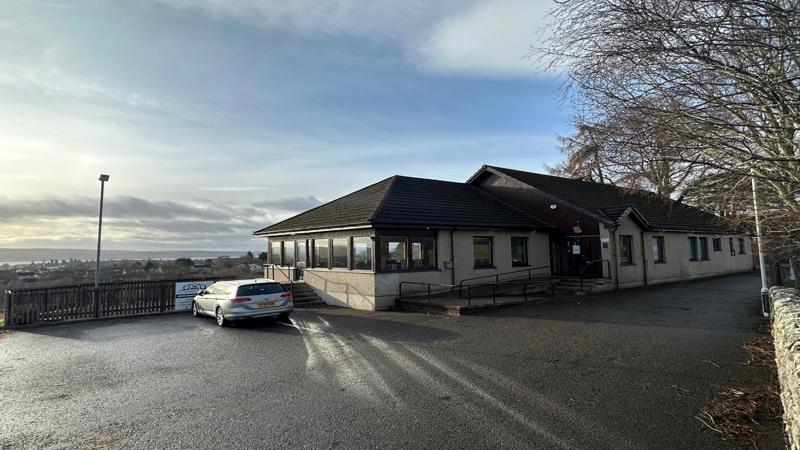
xmin=640 ymin=231 xmax=648 ymax=287
xmin=610 ymin=224 xmax=620 ymax=290
xmin=449 ymin=228 xmax=456 ymax=287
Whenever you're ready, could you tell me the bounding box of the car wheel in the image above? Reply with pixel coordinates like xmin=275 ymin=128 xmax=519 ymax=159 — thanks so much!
xmin=216 ymin=307 xmax=227 ymax=327
xmin=192 ymin=301 xmax=199 ymax=317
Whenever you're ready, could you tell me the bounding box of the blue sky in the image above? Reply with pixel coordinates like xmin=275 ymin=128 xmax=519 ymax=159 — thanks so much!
xmin=0 ymin=0 xmax=572 ymax=250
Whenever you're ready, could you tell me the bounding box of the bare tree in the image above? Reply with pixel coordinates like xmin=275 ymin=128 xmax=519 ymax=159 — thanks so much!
xmin=541 ymin=0 xmax=800 ymax=255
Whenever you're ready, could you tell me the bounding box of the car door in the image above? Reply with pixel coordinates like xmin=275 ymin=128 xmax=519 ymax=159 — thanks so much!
xmin=199 ymin=283 xmax=219 ymax=311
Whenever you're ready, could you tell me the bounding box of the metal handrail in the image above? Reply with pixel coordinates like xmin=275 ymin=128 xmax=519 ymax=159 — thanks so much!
xmin=399 ymin=282 xmax=456 ymax=304
xmin=265 ymin=264 xmax=294 ymax=294
xmin=458 ymin=265 xmax=552 ymax=298
xmin=399 ymin=279 xmax=556 ymax=307
xmin=578 ymin=259 xmax=611 ymax=292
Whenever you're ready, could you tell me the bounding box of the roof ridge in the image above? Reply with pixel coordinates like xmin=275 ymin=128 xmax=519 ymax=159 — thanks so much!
xmin=252 ymin=175 xmax=396 ymax=236
xmin=368 ymin=175 xmax=399 ymax=223
xmin=465 ymin=182 xmax=553 ymax=228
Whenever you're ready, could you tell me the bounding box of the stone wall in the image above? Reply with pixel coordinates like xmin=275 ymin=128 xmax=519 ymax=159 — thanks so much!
xmin=771 ymin=286 xmax=800 ymax=448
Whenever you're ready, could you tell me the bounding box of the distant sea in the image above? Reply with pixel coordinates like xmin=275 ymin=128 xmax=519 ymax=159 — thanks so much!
xmin=0 ymin=248 xmax=252 ymax=266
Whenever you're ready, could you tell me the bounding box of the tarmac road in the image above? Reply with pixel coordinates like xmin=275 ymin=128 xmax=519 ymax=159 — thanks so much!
xmin=0 ymin=273 xmax=767 ymax=449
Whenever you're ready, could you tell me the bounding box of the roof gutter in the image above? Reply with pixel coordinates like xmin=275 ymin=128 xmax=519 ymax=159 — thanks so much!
xmin=254 ymin=224 xmax=373 ymax=238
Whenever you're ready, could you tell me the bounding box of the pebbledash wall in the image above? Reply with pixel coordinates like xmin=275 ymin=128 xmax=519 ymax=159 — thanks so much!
xmin=269 ymin=229 xmax=549 ymax=311
xmin=770 ymin=287 xmax=800 ymax=449
xmin=599 ymin=215 xmax=753 ymax=289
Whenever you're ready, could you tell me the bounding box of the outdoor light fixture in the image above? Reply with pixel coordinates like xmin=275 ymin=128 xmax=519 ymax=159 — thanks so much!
xmin=572 ymin=220 xmax=583 ymax=235
xmin=98 ymin=174 xmax=110 ymax=182
xmin=550 ymin=204 xmax=558 ymax=210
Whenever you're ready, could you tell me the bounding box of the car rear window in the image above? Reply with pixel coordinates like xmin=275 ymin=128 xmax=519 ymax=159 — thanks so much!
xmin=237 ymin=283 xmax=284 ymax=297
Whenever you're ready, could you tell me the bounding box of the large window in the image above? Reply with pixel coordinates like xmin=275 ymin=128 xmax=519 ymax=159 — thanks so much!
xmin=352 ymin=237 xmax=373 ymax=270
xmin=380 ymin=237 xmax=408 ymax=271
xmin=410 ymin=237 xmax=436 ymax=269
xmin=738 ymin=237 xmax=746 ymax=254
xmin=511 ymin=237 xmax=528 ymax=267
xmin=688 ymin=237 xmax=699 ymax=261
xmin=712 ymin=237 xmax=722 ymax=252
xmin=620 ymin=235 xmax=634 ymax=264
xmin=313 ymin=239 xmax=329 ymax=268
xmin=729 ymin=237 xmax=736 ymax=256
xmin=270 ymin=242 xmax=282 ymax=265
xmin=332 ymin=238 xmax=348 ymax=268
xmin=473 ymin=237 xmax=494 ymax=268
xmin=283 ymin=241 xmax=295 ymax=266
xmin=699 ymin=237 xmax=709 ymax=260
xmin=652 ymin=236 xmax=665 ymax=263
xmin=296 ymin=240 xmax=307 ymax=265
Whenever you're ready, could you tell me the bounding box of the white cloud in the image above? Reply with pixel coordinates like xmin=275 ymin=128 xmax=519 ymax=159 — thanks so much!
xmin=410 ymin=0 xmax=551 ymax=77
xmin=153 ymin=0 xmax=552 ymax=77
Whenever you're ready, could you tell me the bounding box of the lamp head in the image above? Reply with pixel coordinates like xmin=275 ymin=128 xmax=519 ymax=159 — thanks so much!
xmin=98 ymin=174 xmax=110 ymax=182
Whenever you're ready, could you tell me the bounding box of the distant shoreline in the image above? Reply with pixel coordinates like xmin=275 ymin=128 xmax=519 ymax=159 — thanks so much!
xmin=0 ymin=248 xmax=256 ymax=266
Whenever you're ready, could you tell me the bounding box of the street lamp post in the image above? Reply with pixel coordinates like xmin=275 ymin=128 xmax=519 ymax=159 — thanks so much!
xmin=751 ymin=172 xmax=770 ymax=318
xmin=95 ymin=174 xmax=110 ymax=317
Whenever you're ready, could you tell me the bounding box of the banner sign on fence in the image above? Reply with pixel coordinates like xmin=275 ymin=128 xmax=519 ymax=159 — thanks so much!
xmin=175 ymin=280 xmax=214 ymax=311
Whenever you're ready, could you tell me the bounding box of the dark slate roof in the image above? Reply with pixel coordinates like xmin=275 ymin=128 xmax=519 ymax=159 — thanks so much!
xmin=483 ymin=166 xmax=730 ymax=233
xmin=254 ymin=175 xmax=550 ymax=235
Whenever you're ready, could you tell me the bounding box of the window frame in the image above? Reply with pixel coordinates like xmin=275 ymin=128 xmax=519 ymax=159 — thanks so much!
xmin=652 ymin=236 xmax=665 ymax=263
xmin=330 ymin=238 xmax=349 ymax=269
xmin=738 ymin=237 xmax=746 ymax=255
xmin=510 ymin=236 xmax=529 ymax=267
xmin=688 ymin=236 xmax=699 ymax=261
xmin=409 ymin=236 xmax=436 ymax=270
xmin=312 ymin=238 xmax=330 ymax=269
xmin=712 ymin=237 xmax=722 ymax=252
xmin=379 ymin=236 xmax=409 ymax=272
xmin=473 ymin=236 xmax=494 ymax=269
xmin=619 ymin=235 xmax=634 ymax=265
xmin=296 ymin=240 xmax=307 ymax=266
xmin=729 ymin=237 xmax=736 ymax=256
xmin=283 ymin=240 xmax=296 ymax=266
xmin=351 ymin=236 xmax=374 ymax=271
xmin=698 ymin=237 xmax=709 ymax=261
xmin=270 ymin=241 xmax=283 ymax=266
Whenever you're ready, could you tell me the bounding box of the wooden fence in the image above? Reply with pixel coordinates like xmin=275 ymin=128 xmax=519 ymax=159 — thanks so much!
xmin=3 ymin=277 xmax=233 ymax=327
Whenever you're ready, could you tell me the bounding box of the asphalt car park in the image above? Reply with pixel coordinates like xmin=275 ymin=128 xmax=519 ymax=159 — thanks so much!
xmin=0 ymin=274 xmax=769 ymax=449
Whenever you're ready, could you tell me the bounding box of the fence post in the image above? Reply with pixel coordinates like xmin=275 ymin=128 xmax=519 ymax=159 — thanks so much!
xmin=3 ymin=289 xmax=12 ymax=327
xmin=94 ymin=286 xmax=100 ymax=318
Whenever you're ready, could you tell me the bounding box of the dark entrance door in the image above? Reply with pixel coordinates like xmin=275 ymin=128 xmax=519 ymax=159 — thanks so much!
xmin=551 ymin=236 xmax=600 ymax=277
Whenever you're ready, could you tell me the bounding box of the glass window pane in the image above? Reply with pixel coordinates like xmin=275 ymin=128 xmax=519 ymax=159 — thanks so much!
xmin=473 ymin=237 xmax=493 ymax=268
xmin=511 ymin=237 xmax=528 ymax=267
xmin=699 ymin=237 xmax=708 ymax=260
xmin=284 ymin=242 xmax=295 ymax=266
xmin=652 ymin=236 xmax=664 ymax=263
xmin=332 ymin=238 xmax=348 ymax=268
xmin=688 ymin=237 xmax=698 ymax=260
xmin=270 ymin=242 xmax=282 ymax=265
xmin=380 ymin=237 xmax=407 ymax=271
xmin=237 ymin=283 xmax=284 ymax=296
xmin=410 ymin=237 xmax=435 ymax=269
xmin=296 ymin=241 xmax=307 ymax=265
xmin=313 ymin=239 xmax=329 ymax=268
xmin=620 ymin=235 xmax=633 ymax=264
xmin=352 ymin=237 xmax=373 ymax=270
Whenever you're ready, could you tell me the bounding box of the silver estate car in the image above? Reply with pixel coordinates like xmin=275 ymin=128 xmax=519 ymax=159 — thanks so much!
xmin=192 ymin=279 xmax=293 ymax=326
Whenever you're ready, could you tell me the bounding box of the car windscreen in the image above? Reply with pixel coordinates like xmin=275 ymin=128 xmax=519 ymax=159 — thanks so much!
xmin=236 ymin=283 xmax=284 ymax=297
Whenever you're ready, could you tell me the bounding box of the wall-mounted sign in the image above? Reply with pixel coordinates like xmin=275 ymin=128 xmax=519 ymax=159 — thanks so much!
xmin=572 ymin=244 xmax=581 ymax=255
xmin=175 ymin=280 xmax=214 ymax=311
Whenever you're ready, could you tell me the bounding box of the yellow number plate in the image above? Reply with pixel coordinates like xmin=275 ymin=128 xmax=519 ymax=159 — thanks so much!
xmin=256 ymin=301 xmax=276 ymax=308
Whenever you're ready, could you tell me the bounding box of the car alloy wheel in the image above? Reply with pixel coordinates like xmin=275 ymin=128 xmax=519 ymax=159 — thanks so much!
xmin=192 ymin=302 xmax=199 ymax=317
xmin=216 ymin=307 xmax=226 ymax=327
